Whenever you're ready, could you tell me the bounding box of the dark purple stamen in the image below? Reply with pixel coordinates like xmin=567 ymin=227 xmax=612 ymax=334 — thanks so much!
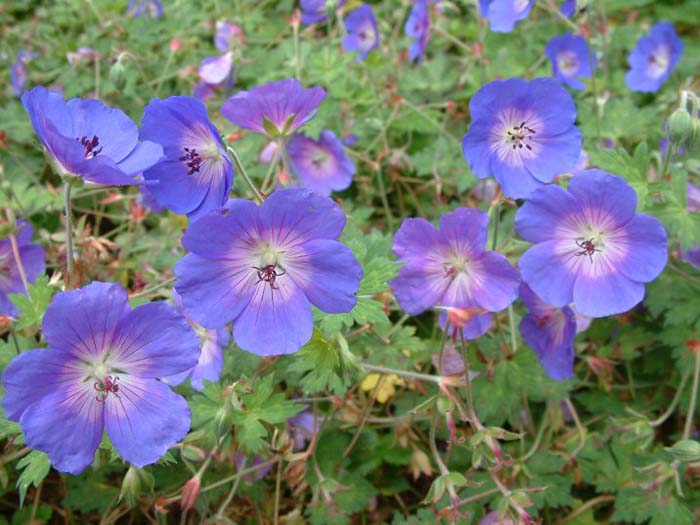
xmin=78 ymin=135 xmax=103 ymax=159
xmin=179 ymin=147 xmax=203 ymax=176
xmin=507 ymin=121 xmax=536 ymax=151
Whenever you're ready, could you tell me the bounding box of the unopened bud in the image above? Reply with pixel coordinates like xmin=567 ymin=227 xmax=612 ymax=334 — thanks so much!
xmin=667 ymin=108 xmax=692 ymax=146
xmin=213 ymin=405 xmax=233 ymax=439
xmin=119 ymin=465 xmax=154 ymax=506
xmin=169 ymin=37 xmax=183 ymax=53
xmin=109 ymin=53 xmax=128 ymax=90
xmin=180 ymin=476 xmax=201 ymax=511
xmin=686 ymin=119 xmax=700 ymax=153
xmin=666 ymin=439 xmax=700 ymax=463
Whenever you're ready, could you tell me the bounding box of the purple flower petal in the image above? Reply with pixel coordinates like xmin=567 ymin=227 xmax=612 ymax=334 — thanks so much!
xmin=104 ymin=376 xmax=190 ymax=467
xmin=2 ymin=348 xmax=78 ymax=421
xmin=22 ymin=87 xmax=162 ymax=185
xmin=544 ymin=33 xmax=596 ymax=90
xmin=287 ymin=130 xmax=355 ymax=196
xmin=175 ymin=188 xmax=360 ymax=356
xmin=42 ymin=282 xmax=131 ymax=359
xmin=462 ymin=78 xmax=581 ymax=199
xmin=110 ymin=302 xmax=200 ymax=378
xmin=342 ymin=4 xmax=380 ymax=62
xmin=518 ymin=283 xmax=576 ymax=381
xmin=286 ymin=239 xmax=362 ymax=313
xmin=141 ymin=96 xmax=233 ymax=218
xmin=625 ymin=22 xmax=683 ymax=93
xmin=232 ymin=278 xmax=313 ymax=356
xmin=479 ymin=0 xmax=534 ymax=33
xmin=221 ymin=79 xmax=326 ymax=137
xmin=175 ymin=254 xmax=256 ymax=328
xmin=20 ymin=384 xmax=104 ymax=474
xmin=390 ymin=207 xmax=519 ymax=315
xmin=517 ymin=171 xmax=667 ymax=318
xmin=199 ymin=52 xmax=233 ymax=84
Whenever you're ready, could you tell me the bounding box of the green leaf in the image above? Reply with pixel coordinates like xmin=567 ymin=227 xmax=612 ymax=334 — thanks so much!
xmin=287 ymin=329 xmax=360 ymax=394
xmin=611 ymin=487 xmax=694 ymax=525
xmin=9 ymin=275 xmax=55 ymax=331
xmin=231 ymin=374 xmax=303 ymax=453
xmin=16 ymin=451 xmax=51 ymax=507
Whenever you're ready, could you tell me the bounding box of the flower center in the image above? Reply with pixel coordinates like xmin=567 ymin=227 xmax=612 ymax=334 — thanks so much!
xmin=557 ymin=52 xmax=579 ymax=75
xmin=573 ymin=237 xmax=602 ymax=262
xmin=94 ymin=374 xmax=120 ymax=402
xmin=180 ymin=147 xmax=204 ymax=176
xmin=77 ymin=135 xmax=103 ymax=159
xmin=252 ymin=245 xmax=286 ymax=291
xmin=648 ymin=45 xmax=670 ymax=78
xmin=506 ymin=121 xmax=537 ymax=151
xmin=443 ymin=256 xmax=469 ymax=279
xmin=311 ymin=149 xmax=330 ymax=170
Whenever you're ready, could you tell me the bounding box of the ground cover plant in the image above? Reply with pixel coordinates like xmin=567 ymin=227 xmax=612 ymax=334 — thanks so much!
xmin=1 ymin=0 xmax=700 ymax=523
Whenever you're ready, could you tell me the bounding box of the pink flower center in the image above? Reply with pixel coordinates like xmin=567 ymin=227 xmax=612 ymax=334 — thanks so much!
xmin=253 ymin=263 xmax=286 ymax=291
xmin=94 ymin=375 xmax=120 ymax=402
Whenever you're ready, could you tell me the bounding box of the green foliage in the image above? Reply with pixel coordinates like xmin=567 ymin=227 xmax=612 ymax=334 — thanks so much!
xmin=231 ymin=374 xmax=303 ymax=453
xmin=1 ymin=0 xmax=700 ymax=523
xmin=287 ymin=329 xmax=360 ymax=394
xmin=15 ymin=451 xmax=50 ymax=507
xmin=8 ymin=275 xmax=54 ymax=330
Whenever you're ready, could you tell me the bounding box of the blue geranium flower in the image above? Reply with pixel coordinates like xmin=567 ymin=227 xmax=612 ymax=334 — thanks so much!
xmin=127 ymin=0 xmax=162 ymax=18
xmin=221 ymin=78 xmax=326 ymax=138
xmin=560 ymin=0 xmax=576 ymax=18
xmin=1 ymin=282 xmax=200 ymax=474
xmin=389 ymin=208 xmax=519 ymax=316
xmin=342 ymin=4 xmax=380 ymax=62
xmin=461 ymin=77 xmax=582 ymax=199
xmin=545 ymin=33 xmax=596 ymax=90
xmin=0 ymin=221 xmax=45 ymax=317
xmin=479 ymin=0 xmax=533 ymax=33
xmin=519 ymin=283 xmax=576 ymax=381
xmin=515 ymin=170 xmax=668 ymax=318
xmin=625 ymin=22 xmax=683 ymax=93
xmin=287 ymin=130 xmax=355 ymax=196
xmin=175 ymin=189 xmax=363 ymax=356
xmin=22 ymin=86 xmax=163 ymax=185
xmin=140 ymin=96 xmax=234 ymax=221
xmin=405 ymin=0 xmax=430 ymax=62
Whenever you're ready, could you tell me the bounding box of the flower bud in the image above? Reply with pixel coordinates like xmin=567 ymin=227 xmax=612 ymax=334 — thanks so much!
xmin=213 ymin=405 xmax=233 ymax=439
xmin=665 ymin=439 xmax=700 ymax=463
xmin=666 ymin=108 xmax=692 ymax=146
xmin=109 ymin=53 xmax=128 ymax=90
xmin=180 ymin=476 xmax=201 ymax=511
xmin=685 ymin=118 xmax=700 ymax=153
xmin=119 ymin=465 xmax=154 ymax=506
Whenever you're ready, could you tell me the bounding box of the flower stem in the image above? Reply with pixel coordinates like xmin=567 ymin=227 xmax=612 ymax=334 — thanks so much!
xmin=4 ymin=209 xmax=29 ymax=294
xmin=459 ymin=330 xmax=484 ymax=431
xmin=293 ymin=19 xmax=301 ymax=80
xmin=63 ymin=182 xmax=75 ymax=289
xmin=564 ymin=397 xmax=586 ymax=456
xmin=660 ymin=143 xmax=675 ymax=178
xmin=226 ymin=145 xmax=265 ymax=204
xmin=215 ymin=457 xmax=246 ymax=518
xmin=374 ymin=165 xmax=395 ymax=231
xmin=200 ymin=457 xmax=279 ymax=495
xmin=650 ymin=370 xmax=691 ymax=427
xmin=361 ymin=363 xmax=446 ymax=384
xmin=682 ymin=347 xmax=700 ymax=440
